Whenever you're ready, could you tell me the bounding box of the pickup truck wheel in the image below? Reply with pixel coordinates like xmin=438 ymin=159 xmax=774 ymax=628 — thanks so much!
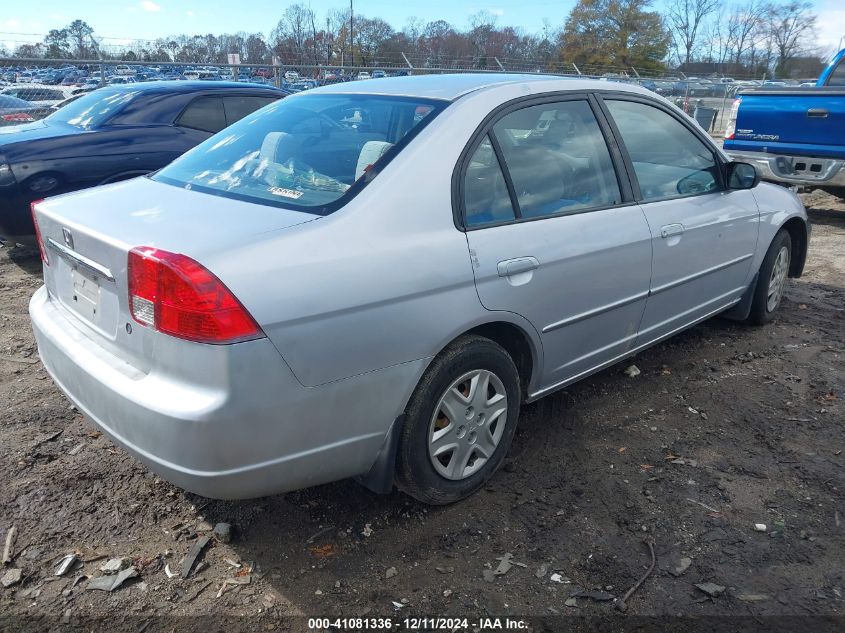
xmin=396 ymin=335 xmax=521 ymax=505
xmin=748 ymin=229 xmax=792 ymax=325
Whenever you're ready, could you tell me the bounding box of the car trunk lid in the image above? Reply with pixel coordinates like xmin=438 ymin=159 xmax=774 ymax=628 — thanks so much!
xmin=33 ymin=176 xmax=316 ymax=369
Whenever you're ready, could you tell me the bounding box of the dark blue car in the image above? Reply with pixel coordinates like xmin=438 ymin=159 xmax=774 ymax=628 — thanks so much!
xmin=0 ymin=81 xmax=286 ymax=244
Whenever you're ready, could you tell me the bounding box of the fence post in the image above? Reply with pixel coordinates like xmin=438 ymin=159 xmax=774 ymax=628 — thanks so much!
xmin=494 ymin=57 xmax=505 ymax=71
xmin=400 ymin=52 xmax=413 ymax=69
xmin=630 ymin=66 xmax=640 ymax=78
xmin=572 ymin=62 xmax=581 ymax=76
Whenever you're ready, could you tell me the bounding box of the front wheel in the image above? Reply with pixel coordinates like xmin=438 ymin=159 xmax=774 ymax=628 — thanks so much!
xmin=396 ymin=335 xmax=521 ymax=505
xmin=748 ymin=229 xmax=792 ymax=325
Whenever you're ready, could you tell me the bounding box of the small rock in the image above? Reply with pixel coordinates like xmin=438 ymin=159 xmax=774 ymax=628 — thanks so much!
xmin=435 ymin=566 xmax=454 ymax=574
xmin=196 ymin=520 xmax=213 ymax=532
xmin=550 ymin=573 xmax=570 ymax=584
xmin=212 ymin=523 xmax=232 ymax=543
xmin=443 ymin=589 xmax=452 ymax=597
xmin=754 ymin=523 xmax=767 ymax=532
xmin=482 ymin=569 xmax=496 ymax=583
xmin=670 ymin=557 xmax=692 ymax=577
xmin=99 ymin=558 xmax=130 ymax=574
xmin=385 ymin=567 xmax=397 ymax=579
xmin=87 ymin=567 xmax=138 ymax=592
xmin=362 ymin=524 xmax=373 ymax=537
xmin=737 ymin=593 xmax=770 ymax=602
xmin=535 ymin=563 xmax=548 ymax=578
xmin=564 ymin=597 xmax=578 ymax=607
xmin=54 ymin=554 xmax=78 ymax=577
xmin=1 ymin=568 xmax=22 ymax=588
xmin=695 ymin=582 xmax=726 ymax=598
xmin=624 ymin=364 xmax=641 ymax=378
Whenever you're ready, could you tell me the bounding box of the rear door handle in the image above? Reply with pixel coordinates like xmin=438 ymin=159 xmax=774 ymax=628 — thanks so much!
xmin=660 ymin=223 xmax=685 ymax=238
xmin=807 ymin=108 xmax=829 ymax=118
xmin=497 ymin=256 xmax=539 ymax=277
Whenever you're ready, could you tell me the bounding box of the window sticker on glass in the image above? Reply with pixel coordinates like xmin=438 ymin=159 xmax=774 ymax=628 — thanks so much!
xmin=269 ymin=187 xmax=304 ymax=199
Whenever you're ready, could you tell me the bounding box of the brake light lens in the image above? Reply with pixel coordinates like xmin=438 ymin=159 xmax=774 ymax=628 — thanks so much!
xmin=724 ymin=98 xmax=741 ymax=140
xmin=127 ymin=247 xmax=263 ymax=344
xmin=30 ymin=200 xmax=48 ymax=266
xmin=1 ymin=113 xmax=34 ymax=122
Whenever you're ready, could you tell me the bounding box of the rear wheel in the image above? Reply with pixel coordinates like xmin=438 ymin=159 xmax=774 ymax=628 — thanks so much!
xmin=748 ymin=229 xmax=792 ymax=325
xmin=396 ymin=335 xmax=521 ymax=505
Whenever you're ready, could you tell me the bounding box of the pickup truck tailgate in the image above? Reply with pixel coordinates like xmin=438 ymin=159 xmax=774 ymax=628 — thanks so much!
xmin=732 ymin=89 xmax=845 ymax=154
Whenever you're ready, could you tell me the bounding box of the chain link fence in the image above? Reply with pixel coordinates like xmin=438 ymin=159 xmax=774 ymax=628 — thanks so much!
xmin=0 ymin=56 xmax=747 ymax=132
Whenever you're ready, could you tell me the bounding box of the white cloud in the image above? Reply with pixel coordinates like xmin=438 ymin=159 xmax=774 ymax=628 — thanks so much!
xmin=140 ymin=1 xmax=162 ymax=12
xmin=186 ymin=10 xmax=195 ymax=17
xmin=815 ymin=8 xmax=845 ymax=58
xmin=488 ymin=8 xmax=505 ymax=17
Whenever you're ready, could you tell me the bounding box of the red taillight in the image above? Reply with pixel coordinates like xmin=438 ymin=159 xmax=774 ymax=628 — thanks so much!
xmin=30 ymin=200 xmax=48 ymax=266
xmin=128 ymin=247 xmax=263 ymax=344
xmin=1 ymin=113 xmax=35 ymax=122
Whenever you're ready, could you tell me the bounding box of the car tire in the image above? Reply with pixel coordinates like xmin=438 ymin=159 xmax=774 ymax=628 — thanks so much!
xmin=396 ymin=334 xmax=521 ymax=505
xmin=748 ymin=229 xmax=792 ymax=325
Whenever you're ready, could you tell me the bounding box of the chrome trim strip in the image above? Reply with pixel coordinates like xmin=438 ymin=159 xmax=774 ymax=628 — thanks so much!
xmin=542 ymin=290 xmax=649 ymax=333
xmin=649 ymin=253 xmax=753 ymax=296
xmin=45 ymin=238 xmax=115 ymax=282
xmin=528 ymin=297 xmax=741 ymax=401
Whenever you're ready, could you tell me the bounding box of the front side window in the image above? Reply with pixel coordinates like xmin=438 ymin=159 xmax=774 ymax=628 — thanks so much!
xmin=154 ymin=94 xmax=445 ymax=213
xmin=605 ymin=100 xmax=721 ymax=201
xmin=491 ymin=100 xmax=621 ymax=218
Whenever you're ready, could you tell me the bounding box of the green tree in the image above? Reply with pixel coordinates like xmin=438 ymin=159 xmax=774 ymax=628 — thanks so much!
xmin=66 ymin=20 xmax=95 ymax=57
xmin=44 ymin=29 xmax=70 ymax=58
xmin=560 ymin=0 xmax=669 ymax=72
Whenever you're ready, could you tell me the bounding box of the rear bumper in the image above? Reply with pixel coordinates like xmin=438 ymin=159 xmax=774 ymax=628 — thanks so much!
xmin=30 ymin=286 xmax=422 ymax=499
xmin=726 ymin=150 xmax=845 ymax=188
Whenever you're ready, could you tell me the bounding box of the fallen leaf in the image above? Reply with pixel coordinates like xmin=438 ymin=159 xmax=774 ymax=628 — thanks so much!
xmin=308 ymin=544 xmax=336 ymax=558
xmin=640 ymin=464 xmax=654 ymax=470
xmin=618 ymin=447 xmax=627 ymax=453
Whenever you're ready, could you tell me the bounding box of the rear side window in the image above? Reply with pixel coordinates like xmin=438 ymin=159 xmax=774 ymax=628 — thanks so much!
xmin=176 ymin=96 xmax=226 ymax=133
xmin=464 ymin=135 xmax=515 ymax=226
xmin=605 ymin=100 xmax=721 ymax=201
xmin=222 ymin=96 xmax=278 ymax=125
xmin=827 ymin=58 xmax=845 ymax=86
xmin=492 ymin=101 xmax=621 ymax=219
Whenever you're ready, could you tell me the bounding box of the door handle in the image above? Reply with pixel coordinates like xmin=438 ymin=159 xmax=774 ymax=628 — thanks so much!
xmin=497 ymin=256 xmax=539 ymax=277
xmin=807 ymin=108 xmax=828 ymax=118
xmin=660 ymin=223 xmax=685 ymax=238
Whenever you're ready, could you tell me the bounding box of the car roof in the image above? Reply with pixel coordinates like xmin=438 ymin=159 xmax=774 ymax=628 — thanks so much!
xmin=308 ymin=72 xmax=653 ymax=101
xmin=90 ymin=80 xmax=285 ymax=95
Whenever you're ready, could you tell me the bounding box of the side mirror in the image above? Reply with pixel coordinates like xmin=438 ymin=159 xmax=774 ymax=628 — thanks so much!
xmin=726 ymin=161 xmax=760 ymax=190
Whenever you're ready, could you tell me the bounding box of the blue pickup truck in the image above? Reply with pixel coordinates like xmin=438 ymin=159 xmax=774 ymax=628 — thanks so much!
xmin=724 ymin=49 xmax=845 ymax=197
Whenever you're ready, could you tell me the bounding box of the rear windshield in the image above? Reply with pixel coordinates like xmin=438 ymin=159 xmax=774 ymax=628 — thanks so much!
xmin=46 ymin=89 xmax=138 ymax=129
xmin=153 ymin=93 xmax=447 ymax=214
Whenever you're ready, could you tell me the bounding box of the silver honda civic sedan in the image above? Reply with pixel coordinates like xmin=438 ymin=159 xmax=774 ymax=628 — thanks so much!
xmin=29 ymin=74 xmax=809 ymax=503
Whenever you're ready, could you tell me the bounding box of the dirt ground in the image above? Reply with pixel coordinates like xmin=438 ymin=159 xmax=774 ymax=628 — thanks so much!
xmin=1 ymin=192 xmax=843 ymax=631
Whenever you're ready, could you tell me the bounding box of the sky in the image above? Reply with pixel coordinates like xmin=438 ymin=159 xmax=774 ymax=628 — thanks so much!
xmin=1 ymin=0 xmax=843 ymax=57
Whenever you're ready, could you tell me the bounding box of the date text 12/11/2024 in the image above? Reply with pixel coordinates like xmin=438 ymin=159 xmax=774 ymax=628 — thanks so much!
xmin=307 ymin=617 xmax=530 ymax=630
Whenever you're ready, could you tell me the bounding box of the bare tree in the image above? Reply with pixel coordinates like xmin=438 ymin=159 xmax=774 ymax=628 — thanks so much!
xmin=726 ymin=0 xmax=766 ymax=66
xmin=667 ymin=0 xmax=719 ymax=66
xmin=766 ymin=0 xmax=817 ymax=76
